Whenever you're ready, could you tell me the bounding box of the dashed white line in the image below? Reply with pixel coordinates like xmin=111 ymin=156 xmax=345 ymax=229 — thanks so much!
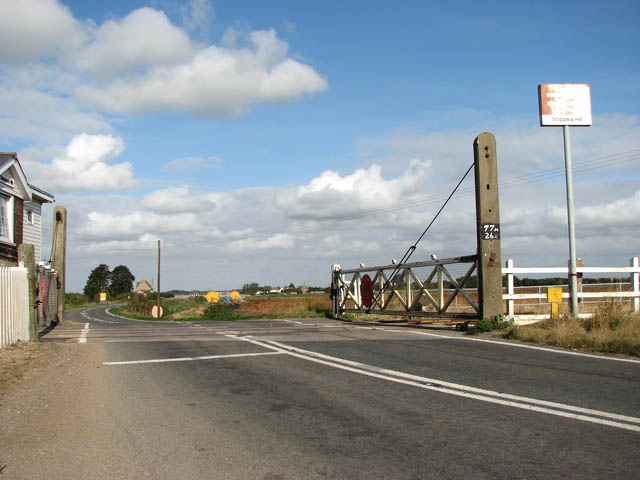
xmin=78 ymin=323 xmax=89 ymax=343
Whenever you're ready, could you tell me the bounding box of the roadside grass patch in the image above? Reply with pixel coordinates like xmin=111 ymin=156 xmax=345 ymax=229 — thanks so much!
xmin=201 ymin=302 xmax=247 ymax=321
xmin=470 ymin=315 xmax=514 ymax=333
xmin=235 ymin=296 xmax=332 ymax=318
xmin=503 ymin=301 xmax=640 ymax=357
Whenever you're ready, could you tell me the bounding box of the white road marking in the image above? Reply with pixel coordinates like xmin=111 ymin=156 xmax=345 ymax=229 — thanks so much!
xmin=78 ymin=323 xmax=89 ymax=343
xmin=81 ymin=309 xmax=118 ymax=323
xmin=384 ymin=329 xmax=640 ymax=364
xmin=102 ymin=351 xmax=283 ymax=365
xmin=226 ymin=334 xmax=640 ymax=433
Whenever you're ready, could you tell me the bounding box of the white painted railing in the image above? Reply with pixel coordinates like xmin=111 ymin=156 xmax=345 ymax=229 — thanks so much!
xmin=0 ymin=266 xmax=30 ymax=348
xmin=503 ymin=257 xmax=639 ymax=323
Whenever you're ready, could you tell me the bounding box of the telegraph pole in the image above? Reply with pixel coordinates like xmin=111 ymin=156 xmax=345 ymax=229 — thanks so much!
xmin=156 ymin=239 xmax=161 ymax=318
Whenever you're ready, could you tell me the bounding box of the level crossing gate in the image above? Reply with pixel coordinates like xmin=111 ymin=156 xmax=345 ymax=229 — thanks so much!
xmin=331 ymin=132 xmax=504 ymax=324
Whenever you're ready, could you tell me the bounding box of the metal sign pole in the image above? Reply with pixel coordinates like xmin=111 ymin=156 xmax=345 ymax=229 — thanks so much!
xmin=562 ymin=125 xmax=579 ymax=316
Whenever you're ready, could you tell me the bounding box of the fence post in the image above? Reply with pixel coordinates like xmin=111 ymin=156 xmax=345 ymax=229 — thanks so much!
xmin=575 ymin=257 xmax=584 ymax=303
xmin=52 ymin=206 xmax=67 ymax=324
xmin=506 ymin=259 xmax=514 ymax=318
xmin=405 ymin=268 xmax=412 ymax=309
xmin=331 ymin=264 xmax=341 ymax=317
xmin=632 ymin=257 xmax=639 ymax=313
xmin=18 ymin=244 xmax=37 ymax=341
xmin=474 ymin=132 xmax=503 ymax=320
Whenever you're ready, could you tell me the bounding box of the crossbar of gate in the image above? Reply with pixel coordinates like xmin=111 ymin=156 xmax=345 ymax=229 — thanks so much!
xmin=332 ymin=255 xmax=480 ymax=320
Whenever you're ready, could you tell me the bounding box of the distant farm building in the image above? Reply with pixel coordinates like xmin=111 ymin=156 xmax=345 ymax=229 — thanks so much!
xmin=136 ymin=279 xmax=153 ymax=294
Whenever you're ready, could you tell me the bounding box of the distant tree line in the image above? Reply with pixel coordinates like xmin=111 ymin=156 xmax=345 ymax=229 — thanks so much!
xmin=240 ymin=282 xmax=330 ymax=295
xmin=83 ymin=264 xmax=135 ymax=300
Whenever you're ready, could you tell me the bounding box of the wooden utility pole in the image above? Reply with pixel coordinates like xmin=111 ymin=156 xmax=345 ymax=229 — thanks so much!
xmin=52 ymin=206 xmax=67 ymax=324
xmin=156 ymin=240 xmax=161 ymax=318
xmin=474 ymin=133 xmax=503 ymax=320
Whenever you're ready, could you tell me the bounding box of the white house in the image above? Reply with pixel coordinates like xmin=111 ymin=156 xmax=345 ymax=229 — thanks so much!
xmin=0 ymin=153 xmax=54 ymax=266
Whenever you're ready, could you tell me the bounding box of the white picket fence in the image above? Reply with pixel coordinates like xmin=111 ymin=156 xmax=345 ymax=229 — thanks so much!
xmin=0 ymin=266 xmax=30 ymax=348
xmin=503 ymin=257 xmax=640 ymax=324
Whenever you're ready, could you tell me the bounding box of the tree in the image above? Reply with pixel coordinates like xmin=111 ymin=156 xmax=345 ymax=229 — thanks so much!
xmin=109 ymin=265 xmax=135 ymax=296
xmin=84 ymin=264 xmax=111 ymax=300
xmin=241 ymin=282 xmax=260 ymax=295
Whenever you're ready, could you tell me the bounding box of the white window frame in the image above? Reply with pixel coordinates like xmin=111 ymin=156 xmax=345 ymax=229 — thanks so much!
xmin=0 ymin=194 xmax=14 ymax=243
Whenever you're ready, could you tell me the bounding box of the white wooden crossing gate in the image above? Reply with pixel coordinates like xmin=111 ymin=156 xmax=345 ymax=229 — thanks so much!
xmin=331 ymin=255 xmax=480 ymax=322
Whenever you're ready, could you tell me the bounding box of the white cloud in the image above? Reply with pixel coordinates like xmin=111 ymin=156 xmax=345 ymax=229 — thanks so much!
xmin=80 ymin=211 xmax=200 ymax=240
xmin=181 ymin=0 xmax=215 ymax=35
xmin=24 ymin=133 xmax=134 ymax=192
xmin=163 ymin=156 xmax=222 ymax=170
xmin=0 ymin=71 xmax=111 ymax=144
xmin=282 ymin=159 xmax=432 ymax=219
xmin=76 ymin=29 xmax=327 ymax=116
xmin=0 ymin=0 xmax=87 ymax=61
xmin=74 ymin=7 xmax=195 ymax=79
xmin=574 ymin=190 xmax=640 ymax=230
xmin=229 ymin=233 xmax=295 ymax=251
xmin=141 ymin=185 xmax=219 ymax=213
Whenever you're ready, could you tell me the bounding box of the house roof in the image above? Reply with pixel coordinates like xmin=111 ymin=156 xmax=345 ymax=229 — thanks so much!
xmin=136 ymin=279 xmax=153 ymax=291
xmin=0 ymin=152 xmax=54 ymax=203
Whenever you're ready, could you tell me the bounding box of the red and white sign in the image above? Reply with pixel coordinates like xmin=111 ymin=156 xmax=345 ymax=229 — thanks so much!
xmin=538 ymin=84 xmax=592 ymax=126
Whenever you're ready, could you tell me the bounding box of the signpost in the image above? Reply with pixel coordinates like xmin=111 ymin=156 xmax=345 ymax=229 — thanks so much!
xmin=538 ymin=84 xmax=592 ymax=316
xmin=547 ymin=287 xmax=563 ymax=320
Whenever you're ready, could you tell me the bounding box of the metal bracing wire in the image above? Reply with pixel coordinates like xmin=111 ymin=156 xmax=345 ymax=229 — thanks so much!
xmin=366 ymin=162 xmax=475 ymax=313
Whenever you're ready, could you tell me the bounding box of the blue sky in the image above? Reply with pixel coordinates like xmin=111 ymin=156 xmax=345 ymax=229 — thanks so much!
xmin=1 ymin=0 xmax=639 ymax=291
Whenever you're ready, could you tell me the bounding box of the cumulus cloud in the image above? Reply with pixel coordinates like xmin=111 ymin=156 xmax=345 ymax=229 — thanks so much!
xmin=0 ymin=0 xmax=87 ymax=61
xmin=283 ymin=159 xmax=432 ymax=219
xmin=74 ymin=7 xmax=195 ymax=79
xmin=25 ymin=133 xmax=134 ymax=192
xmin=76 ymin=28 xmax=327 ymax=116
xmin=1 ymin=1 xmax=327 ymax=139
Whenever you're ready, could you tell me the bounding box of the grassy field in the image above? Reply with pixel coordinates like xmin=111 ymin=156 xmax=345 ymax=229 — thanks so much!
xmin=503 ymin=302 xmax=640 ymax=357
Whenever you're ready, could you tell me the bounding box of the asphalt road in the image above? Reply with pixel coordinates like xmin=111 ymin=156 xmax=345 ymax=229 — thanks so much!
xmin=2 ymin=305 xmax=639 ymax=479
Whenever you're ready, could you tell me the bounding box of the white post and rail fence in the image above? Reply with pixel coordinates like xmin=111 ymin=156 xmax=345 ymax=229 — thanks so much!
xmin=504 ymin=256 xmax=639 ymax=324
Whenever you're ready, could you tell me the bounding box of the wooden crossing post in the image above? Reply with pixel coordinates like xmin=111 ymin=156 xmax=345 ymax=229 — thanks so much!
xmin=474 ymin=133 xmax=503 ymax=320
xmin=52 ymin=206 xmax=67 ymax=324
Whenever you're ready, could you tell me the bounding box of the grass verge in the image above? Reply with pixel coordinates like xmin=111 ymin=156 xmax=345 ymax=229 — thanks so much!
xmin=503 ymin=302 xmax=640 ymax=357
xmin=0 ymin=342 xmax=47 ymax=392
xmin=110 ymin=295 xmax=333 ymax=322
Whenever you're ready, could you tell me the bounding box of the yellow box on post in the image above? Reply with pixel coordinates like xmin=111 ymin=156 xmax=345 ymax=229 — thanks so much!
xmin=547 ymin=287 xmax=563 ymax=319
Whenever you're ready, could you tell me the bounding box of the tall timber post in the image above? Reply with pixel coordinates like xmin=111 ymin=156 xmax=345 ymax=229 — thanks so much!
xmin=52 ymin=206 xmax=67 ymax=324
xmin=474 ymin=132 xmax=503 ymax=320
